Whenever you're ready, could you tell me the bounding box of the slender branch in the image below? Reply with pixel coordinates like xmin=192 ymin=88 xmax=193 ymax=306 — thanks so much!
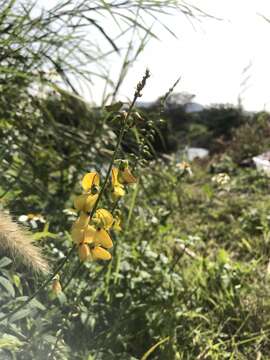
xmin=62 ymin=261 xmax=83 ymax=291
xmin=90 ymin=69 xmax=150 ymax=220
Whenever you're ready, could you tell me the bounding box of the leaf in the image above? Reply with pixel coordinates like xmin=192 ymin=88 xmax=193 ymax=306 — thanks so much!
xmin=10 ymin=308 xmax=31 ymax=323
xmin=0 ymin=257 xmax=12 ymax=268
xmin=30 ymin=298 xmax=46 ymax=311
xmin=33 ymin=231 xmax=58 ymax=241
xmin=42 ymin=334 xmax=57 ymax=344
xmin=141 ymin=337 xmax=170 ymax=360
xmin=217 ymin=249 xmax=230 ymax=265
xmin=12 ymin=275 xmax=21 ymax=289
xmin=0 ymin=276 xmax=15 ymax=297
xmin=105 ymin=101 xmax=123 ymax=112
xmin=0 ymin=335 xmax=23 ymax=350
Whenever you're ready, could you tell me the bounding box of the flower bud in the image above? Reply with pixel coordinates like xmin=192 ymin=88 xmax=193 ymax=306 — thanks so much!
xmin=78 ymin=243 xmax=90 ymax=262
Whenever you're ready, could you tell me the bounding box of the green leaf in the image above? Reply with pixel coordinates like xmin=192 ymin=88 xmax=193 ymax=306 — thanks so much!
xmin=105 ymin=101 xmax=123 ymax=112
xmin=12 ymin=275 xmax=21 ymax=289
xmin=10 ymin=308 xmax=31 ymax=323
xmin=42 ymin=334 xmax=57 ymax=344
xmin=217 ymin=249 xmax=230 ymax=265
xmin=0 ymin=335 xmax=23 ymax=350
xmin=30 ymin=298 xmax=46 ymax=311
xmin=0 ymin=276 xmax=15 ymax=297
xmin=33 ymin=231 xmax=58 ymax=241
xmin=141 ymin=337 xmax=170 ymax=360
xmin=0 ymin=257 xmax=12 ymax=268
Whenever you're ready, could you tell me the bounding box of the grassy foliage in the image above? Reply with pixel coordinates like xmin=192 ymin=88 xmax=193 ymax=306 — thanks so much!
xmin=2 ymin=146 xmax=270 ymax=359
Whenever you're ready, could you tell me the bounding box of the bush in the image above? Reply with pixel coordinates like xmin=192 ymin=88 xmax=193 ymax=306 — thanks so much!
xmin=229 ymin=112 xmax=270 ymax=164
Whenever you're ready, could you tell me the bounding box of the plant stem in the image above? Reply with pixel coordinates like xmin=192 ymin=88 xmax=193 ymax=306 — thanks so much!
xmin=89 ymin=69 xmax=150 ymax=220
xmin=62 ymin=261 xmax=83 ymax=291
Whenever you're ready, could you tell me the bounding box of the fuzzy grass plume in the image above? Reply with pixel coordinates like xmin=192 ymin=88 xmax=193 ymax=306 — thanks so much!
xmin=0 ymin=212 xmax=49 ymax=273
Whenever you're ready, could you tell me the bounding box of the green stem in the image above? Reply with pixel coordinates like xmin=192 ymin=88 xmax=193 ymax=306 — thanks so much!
xmin=62 ymin=261 xmax=83 ymax=291
xmin=89 ymin=69 xmax=150 ymax=219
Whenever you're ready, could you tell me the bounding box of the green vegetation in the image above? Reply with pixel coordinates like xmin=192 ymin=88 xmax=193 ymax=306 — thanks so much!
xmin=2 ymin=141 xmax=270 ymax=359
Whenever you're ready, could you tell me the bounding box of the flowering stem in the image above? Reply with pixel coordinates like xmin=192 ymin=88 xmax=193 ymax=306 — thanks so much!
xmin=90 ymin=70 xmax=150 ymax=219
xmin=62 ymin=70 xmax=150 ymax=293
xmin=0 ymin=69 xmax=150 ymax=325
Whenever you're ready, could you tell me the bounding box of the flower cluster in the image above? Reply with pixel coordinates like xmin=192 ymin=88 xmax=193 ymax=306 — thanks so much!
xmin=71 ymin=164 xmax=136 ymax=262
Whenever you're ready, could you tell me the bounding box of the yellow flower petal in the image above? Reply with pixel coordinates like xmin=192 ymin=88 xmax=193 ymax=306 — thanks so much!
xmin=84 ymin=225 xmax=96 ymax=244
xmin=74 ymin=194 xmax=98 ymax=212
xmin=94 ymin=229 xmax=113 ymax=249
xmin=74 ymin=194 xmax=87 ymax=211
xmin=94 ymin=209 xmax=114 ymax=229
xmin=111 ymin=167 xmax=119 ymax=187
xmin=76 ymin=212 xmax=90 ymax=228
xmin=84 ymin=194 xmax=98 ymax=212
xmin=84 ymin=226 xmax=113 ymax=248
xmin=71 ymin=223 xmax=85 ymax=244
xmin=111 ymin=167 xmax=125 ymax=199
xmin=78 ymin=243 xmax=90 ymax=262
xmin=82 ymin=172 xmax=100 ymax=192
xmin=91 ymin=246 xmax=112 ymax=260
xmin=115 ymin=185 xmax=125 ymax=197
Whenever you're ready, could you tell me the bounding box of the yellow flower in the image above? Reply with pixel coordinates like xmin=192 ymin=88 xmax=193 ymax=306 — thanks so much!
xmin=93 ymin=209 xmax=114 ymax=230
xmin=74 ymin=172 xmax=100 ymax=212
xmin=81 ymin=172 xmax=100 ymax=192
xmin=79 ymin=243 xmax=111 ymax=261
xmin=111 ymin=167 xmax=125 ymax=199
xmin=73 ymin=224 xmax=113 ymax=261
xmin=91 ymin=246 xmax=111 ymax=260
xmin=71 ymin=212 xmax=90 ymax=244
xmin=84 ymin=225 xmax=113 ymax=249
xmin=71 ymin=222 xmax=85 ymax=244
xmin=76 ymin=212 xmax=90 ymax=227
xmin=78 ymin=243 xmax=91 ymax=262
xmin=71 ymin=212 xmax=89 ymax=244
xmin=74 ymin=193 xmax=98 ymax=212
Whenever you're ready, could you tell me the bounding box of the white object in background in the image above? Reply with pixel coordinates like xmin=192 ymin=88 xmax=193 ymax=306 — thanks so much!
xmin=253 ymin=152 xmax=270 ymax=176
xmin=187 ymin=147 xmax=209 ymax=161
